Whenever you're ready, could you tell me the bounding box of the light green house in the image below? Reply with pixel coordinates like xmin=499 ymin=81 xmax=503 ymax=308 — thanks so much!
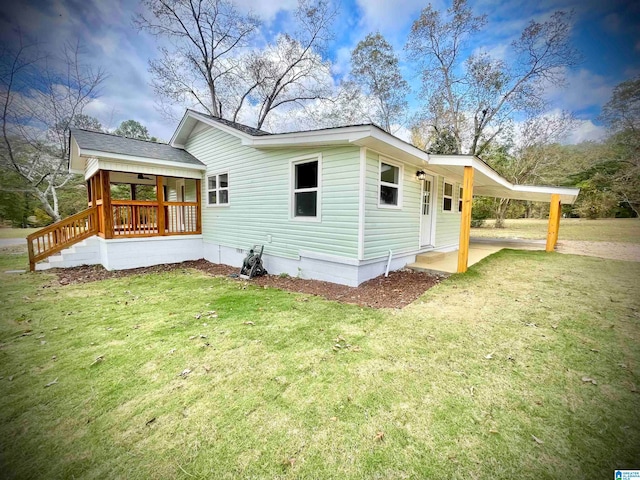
xmin=34 ymin=110 xmax=578 ymax=286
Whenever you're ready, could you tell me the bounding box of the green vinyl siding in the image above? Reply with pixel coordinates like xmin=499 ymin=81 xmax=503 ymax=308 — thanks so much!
xmin=185 ymin=127 xmax=360 ymax=259
xmin=434 ymin=176 xmax=462 ymax=248
xmin=363 ymin=150 xmax=421 ymax=260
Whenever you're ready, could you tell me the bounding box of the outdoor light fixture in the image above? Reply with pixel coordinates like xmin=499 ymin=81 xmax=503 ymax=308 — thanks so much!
xmin=416 ymin=170 xmax=427 ymax=181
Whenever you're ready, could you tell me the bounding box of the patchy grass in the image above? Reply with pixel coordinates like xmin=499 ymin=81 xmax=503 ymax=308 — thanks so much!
xmin=0 ymin=227 xmax=40 ymax=239
xmin=472 ymin=218 xmax=640 ymax=243
xmin=1 ymin=250 xmax=639 ymax=479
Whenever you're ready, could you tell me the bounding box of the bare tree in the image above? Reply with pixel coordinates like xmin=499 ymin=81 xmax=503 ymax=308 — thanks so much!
xmin=482 ymin=112 xmax=576 ymax=226
xmin=0 ymin=39 xmax=105 ymax=222
xmin=405 ymin=0 xmax=580 ymax=155
xmin=232 ymin=0 xmax=336 ymax=131
xmin=350 ymin=32 xmax=409 ymax=133
xmin=135 ymin=0 xmax=261 ymax=119
xmin=137 ymin=0 xmax=337 ymax=129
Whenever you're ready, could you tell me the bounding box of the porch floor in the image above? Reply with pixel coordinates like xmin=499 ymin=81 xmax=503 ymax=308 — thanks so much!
xmin=408 ymin=238 xmax=546 ymax=274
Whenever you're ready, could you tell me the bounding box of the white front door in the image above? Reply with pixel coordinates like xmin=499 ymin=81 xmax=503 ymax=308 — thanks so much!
xmin=420 ymin=176 xmax=434 ymax=246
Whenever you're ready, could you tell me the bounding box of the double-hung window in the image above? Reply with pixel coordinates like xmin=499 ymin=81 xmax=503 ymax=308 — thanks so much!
xmin=292 ymin=155 xmax=321 ymax=219
xmin=443 ymin=182 xmax=453 ymax=212
xmin=207 ymin=172 xmax=229 ymax=206
xmin=379 ymin=160 xmax=401 ymax=207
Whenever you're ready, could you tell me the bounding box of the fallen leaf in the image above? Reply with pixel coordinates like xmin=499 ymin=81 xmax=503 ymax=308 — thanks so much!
xmin=489 ymin=429 xmax=499 ymax=434
xmin=374 ymin=431 xmax=385 ymax=442
xmin=8 ymin=375 xmax=14 ymax=381
xmin=189 ymin=335 xmax=197 ymax=340
xmin=485 ymin=353 xmax=494 ymax=360
xmin=581 ymin=376 xmax=597 ymax=385
xmin=203 ymin=365 xmax=211 ymax=373
xmin=44 ymin=378 xmax=58 ymax=388
xmin=525 ymin=323 xmax=537 ymax=327
xmin=352 ymin=346 xmax=362 ymax=352
xmin=330 ymin=416 xmax=337 ymax=421
xmin=281 ymin=457 xmax=295 ymax=468
xmin=551 ymin=325 xmax=558 ymax=330
xmin=194 ymin=313 xmax=202 ymax=319
xmin=532 ymin=435 xmax=544 ymax=444
xmin=243 ymin=321 xmax=255 ymax=326
xmin=51 ymin=355 xmax=57 ymax=361
xmin=178 ymin=368 xmax=191 ymax=378
xmin=90 ymin=355 xmax=104 ymax=366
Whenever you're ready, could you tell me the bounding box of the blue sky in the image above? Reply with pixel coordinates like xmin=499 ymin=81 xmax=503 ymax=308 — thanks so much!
xmin=1 ymin=0 xmax=638 ymax=142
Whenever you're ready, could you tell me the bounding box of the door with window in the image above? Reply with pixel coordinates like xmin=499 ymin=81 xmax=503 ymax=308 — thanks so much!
xmin=420 ymin=175 xmax=434 ymax=246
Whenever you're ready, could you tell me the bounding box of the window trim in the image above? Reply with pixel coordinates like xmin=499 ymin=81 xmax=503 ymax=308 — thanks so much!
xmin=377 ymin=156 xmax=403 ymax=209
xmin=290 ymin=153 xmax=322 ymax=222
xmin=206 ymin=171 xmax=230 ymax=207
xmin=443 ymin=181 xmax=454 ymax=212
xmin=458 ymin=185 xmax=464 ymax=213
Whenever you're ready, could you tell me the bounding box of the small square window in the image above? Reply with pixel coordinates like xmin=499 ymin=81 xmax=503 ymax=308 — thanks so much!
xmin=207 ymin=172 xmax=229 ymax=205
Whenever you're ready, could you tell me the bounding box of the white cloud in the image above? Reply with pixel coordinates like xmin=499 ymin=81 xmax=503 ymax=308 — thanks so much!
xmin=232 ymin=0 xmax=298 ymax=23
xmin=545 ymin=68 xmax=613 ymax=112
xmin=564 ymin=120 xmax=607 ymax=144
xmin=355 ymin=0 xmax=435 ymax=36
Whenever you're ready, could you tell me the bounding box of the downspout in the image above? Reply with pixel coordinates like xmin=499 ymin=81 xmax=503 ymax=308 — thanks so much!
xmin=385 ymin=249 xmax=393 ymax=277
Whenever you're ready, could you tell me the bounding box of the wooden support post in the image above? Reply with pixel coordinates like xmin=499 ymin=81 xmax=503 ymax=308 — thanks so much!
xmin=457 ymin=166 xmax=474 ymax=273
xmin=546 ymin=194 xmax=561 ymax=252
xmin=195 ymin=178 xmax=202 ymax=234
xmin=101 ymin=170 xmax=113 ymax=239
xmin=156 ymin=175 xmax=165 ymax=235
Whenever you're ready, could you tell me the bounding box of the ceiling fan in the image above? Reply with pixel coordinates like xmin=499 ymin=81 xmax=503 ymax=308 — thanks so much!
xmin=137 ymin=173 xmax=153 ymax=180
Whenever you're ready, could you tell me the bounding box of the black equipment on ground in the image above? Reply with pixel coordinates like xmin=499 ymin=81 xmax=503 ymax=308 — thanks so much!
xmin=239 ymin=245 xmax=268 ymax=279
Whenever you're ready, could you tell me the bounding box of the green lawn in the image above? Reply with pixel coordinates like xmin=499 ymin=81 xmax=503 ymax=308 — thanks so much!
xmin=1 ymin=246 xmax=638 ymax=479
xmin=0 ymin=227 xmax=40 ymax=239
xmin=472 ymin=218 xmax=640 ymax=243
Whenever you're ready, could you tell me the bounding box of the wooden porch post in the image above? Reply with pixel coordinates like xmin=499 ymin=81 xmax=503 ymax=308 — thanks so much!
xmin=546 ymin=193 xmax=561 ymax=252
xmin=195 ymin=179 xmax=202 ymax=234
xmin=457 ymin=166 xmax=474 ymax=273
xmin=156 ymin=175 xmax=165 ymax=235
xmin=101 ymin=170 xmax=113 ymax=239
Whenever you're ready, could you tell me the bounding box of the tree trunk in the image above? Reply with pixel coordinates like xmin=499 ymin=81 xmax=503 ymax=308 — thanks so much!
xmin=494 ymin=198 xmax=510 ymax=228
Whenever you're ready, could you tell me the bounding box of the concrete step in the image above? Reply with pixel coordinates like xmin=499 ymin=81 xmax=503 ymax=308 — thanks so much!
xmin=415 ymin=251 xmax=448 ymax=264
xmin=35 ymin=236 xmax=101 ymax=271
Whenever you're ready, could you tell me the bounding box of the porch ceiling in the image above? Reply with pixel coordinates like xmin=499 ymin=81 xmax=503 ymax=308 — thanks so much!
xmin=428 ymin=156 xmax=580 ymax=205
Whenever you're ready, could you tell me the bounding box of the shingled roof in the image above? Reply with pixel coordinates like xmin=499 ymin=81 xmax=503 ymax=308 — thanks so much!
xmin=70 ymin=128 xmax=205 ymax=166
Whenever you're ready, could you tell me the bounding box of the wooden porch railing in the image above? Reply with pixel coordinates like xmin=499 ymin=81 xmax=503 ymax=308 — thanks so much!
xmin=27 ymin=206 xmax=99 ymax=271
xmin=110 ymin=200 xmax=200 ymax=237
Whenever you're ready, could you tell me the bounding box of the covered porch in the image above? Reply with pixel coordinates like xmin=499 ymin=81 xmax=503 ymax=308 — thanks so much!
xmin=86 ymin=170 xmax=201 ymax=238
xmin=418 ymin=156 xmax=580 ymax=274
xmin=27 ymin=129 xmax=206 ymax=271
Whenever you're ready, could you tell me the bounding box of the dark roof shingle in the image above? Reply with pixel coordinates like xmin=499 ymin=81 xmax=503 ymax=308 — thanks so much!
xmin=70 ymin=128 xmax=204 ymax=166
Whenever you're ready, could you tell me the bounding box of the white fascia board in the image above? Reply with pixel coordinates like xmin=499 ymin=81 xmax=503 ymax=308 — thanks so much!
xmin=169 ymin=110 xmax=191 ymax=147
xmin=79 ymin=148 xmax=207 ymax=171
xmin=189 ymin=111 xmax=253 ymax=141
xmin=243 ymin=125 xmax=373 ymax=148
xmin=170 ymin=110 xmax=254 ymax=147
xmin=512 ymin=184 xmax=581 ymax=198
xmin=365 ymin=128 xmax=431 ymax=163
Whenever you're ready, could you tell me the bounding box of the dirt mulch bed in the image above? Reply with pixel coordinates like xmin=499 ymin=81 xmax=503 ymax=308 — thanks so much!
xmin=52 ymin=259 xmax=444 ymax=309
